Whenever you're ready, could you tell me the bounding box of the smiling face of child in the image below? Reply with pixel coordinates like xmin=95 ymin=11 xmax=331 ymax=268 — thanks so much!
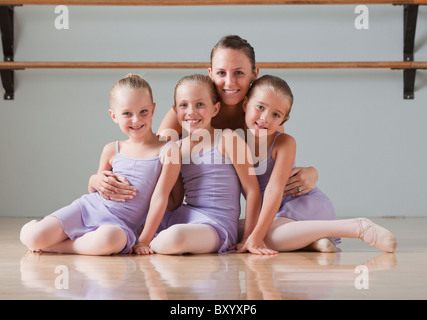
xmin=109 ymin=87 xmax=156 ymax=140
xmin=244 ymin=86 xmax=292 ymax=137
xmin=173 ymin=81 xmax=220 ymax=135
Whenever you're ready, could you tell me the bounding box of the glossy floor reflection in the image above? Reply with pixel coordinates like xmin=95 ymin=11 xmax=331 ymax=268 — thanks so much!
xmin=2 ymin=218 xmax=427 ymax=300
xmin=19 ymin=251 xmax=397 ymax=300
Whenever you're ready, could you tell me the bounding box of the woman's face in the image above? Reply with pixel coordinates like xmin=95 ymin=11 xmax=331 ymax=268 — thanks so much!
xmin=209 ymin=48 xmax=258 ymax=107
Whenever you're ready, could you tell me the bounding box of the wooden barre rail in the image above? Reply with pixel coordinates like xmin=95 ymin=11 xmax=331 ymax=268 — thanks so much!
xmin=1 ymin=1 xmax=425 ymax=100
xmin=1 ymin=61 xmax=427 ymax=69
xmin=1 ymin=0 xmax=427 ymax=5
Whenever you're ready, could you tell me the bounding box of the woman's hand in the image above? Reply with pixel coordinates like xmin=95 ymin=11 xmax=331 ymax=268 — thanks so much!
xmin=284 ymin=166 xmax=318 ymax=197
xmin=89 ymin=170 xmax=137 ymax=202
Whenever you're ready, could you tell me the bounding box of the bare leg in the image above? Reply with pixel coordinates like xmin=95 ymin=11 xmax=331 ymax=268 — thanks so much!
xmin=43 ymin=225 xmax=127 ymax=255
xmin=20 ymin=216 xmax=127 ymax=255
xmin=20 ymin=217 xmax=68 ymax=251
xmin=151 ymin=224 xmax=221 ymax=254
xmin=239 ymin=218 xmax=336 ymax=253
xmin=265 ymin=217 xmax=396 ymax=253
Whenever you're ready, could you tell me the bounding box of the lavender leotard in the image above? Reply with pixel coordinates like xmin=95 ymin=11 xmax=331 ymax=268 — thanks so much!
xmin=158 ymin=131 xmax=241 ymax=253
xmin=50 ymin=141 xmax=171 ymax=253
xmin=256 ymin=132 xmax=340 ymax=245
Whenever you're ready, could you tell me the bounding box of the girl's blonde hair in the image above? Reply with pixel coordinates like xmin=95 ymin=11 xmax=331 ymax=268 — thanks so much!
xmin=174 ymin=74 xmax=219 ymax=105
xmin=247 ymin=75 xmax=294 ymax=123
xmin=110 ymin=74 xmax=153 ymax=105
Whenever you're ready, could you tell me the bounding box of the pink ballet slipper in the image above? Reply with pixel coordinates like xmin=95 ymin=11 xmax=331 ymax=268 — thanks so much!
xmin=309 ymin=238 xmax=337 ymax=253
xmin=357 ymin=218 xmax=397 ymax=253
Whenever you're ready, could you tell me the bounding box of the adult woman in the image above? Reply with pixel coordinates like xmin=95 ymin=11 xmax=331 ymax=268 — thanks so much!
xmin=158 ymin=35 xmax=318 ymax=198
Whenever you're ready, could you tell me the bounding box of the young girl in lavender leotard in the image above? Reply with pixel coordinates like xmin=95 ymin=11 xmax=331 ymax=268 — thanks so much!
xmin=236 ymin=75 xmax=397 ymax=254
xmin=144 ymin=74 xmax=276 ymax=255
xmin=20 ymin=74 xmax=180 ymax=255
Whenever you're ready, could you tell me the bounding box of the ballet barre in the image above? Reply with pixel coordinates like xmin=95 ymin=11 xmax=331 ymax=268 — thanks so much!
xmin=1 ymin=61 xmax=427 ymax=70
xmin=1 ymin=0 xmax=426 ymax=100
xmin=1 ymin=1 xmax=427 ymax=5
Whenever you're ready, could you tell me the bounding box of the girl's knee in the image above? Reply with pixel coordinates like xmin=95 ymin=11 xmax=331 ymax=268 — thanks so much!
xmin=264 ymin=217 xmax=295 ymax=250
xmin=20 ymin=220 xmax=48 ymax=250
xmin=151 ymin=224 xmax=187 ymax=254
xmin=151 ymin=224 xmax=219 ymax=254
xmin=20 ymin=217 xmax=66 ymax=250
xmin=96 ymin=225 xmax=127 ymax=255
xmin=20 ymin=220 xmax=36 ymax=249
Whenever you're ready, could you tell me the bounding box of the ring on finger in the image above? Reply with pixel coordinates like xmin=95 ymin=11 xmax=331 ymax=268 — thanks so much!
xmin=297 ymin=186 xmax=302 ymax=193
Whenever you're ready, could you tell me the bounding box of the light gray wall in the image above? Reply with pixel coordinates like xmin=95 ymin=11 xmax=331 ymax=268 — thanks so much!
xmin=1 ymin=5 xmax=426 ymax=218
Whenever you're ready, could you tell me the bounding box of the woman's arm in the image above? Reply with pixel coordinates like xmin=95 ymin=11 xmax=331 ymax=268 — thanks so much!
xmin=133 ymin=142 xmax=181 ymax=255
xmin=166 ymin=173 xmax=184 ymax=212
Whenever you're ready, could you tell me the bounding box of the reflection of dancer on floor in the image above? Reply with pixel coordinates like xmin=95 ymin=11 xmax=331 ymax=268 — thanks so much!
xmin=236 ymin=75 xmax=397 ymax=254
xmin=240 ymin=252 xmax=397 ymax=300
xmin=20 ymin=74 xmax=180 ymax=255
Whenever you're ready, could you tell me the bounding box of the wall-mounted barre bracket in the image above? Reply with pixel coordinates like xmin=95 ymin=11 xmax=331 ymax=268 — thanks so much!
xmin=0 ymin=5 xmax=18 ymax=100
xmin=0 ymin=70 xmax=14 ymax=100
xmin=404 ymin=4 xmax=418 ymax=62
xmin=0 ymin=5 xmax=15 ymax=61
xmin=402 ymin=4 xmax=419 ymax=99
xmin=404 ymin=68 xmax=416 ymax=99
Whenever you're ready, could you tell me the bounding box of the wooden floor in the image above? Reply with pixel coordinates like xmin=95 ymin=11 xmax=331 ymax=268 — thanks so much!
xmin=1 ymin=217 xmax=427 ymax=300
